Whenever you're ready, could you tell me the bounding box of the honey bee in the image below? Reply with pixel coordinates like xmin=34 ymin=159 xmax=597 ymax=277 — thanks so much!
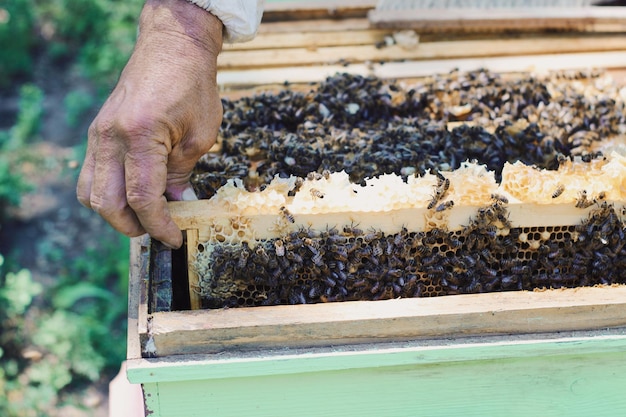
xmin=448 ymin=237 xmax=463 ymax=249
xmin=237 ymin=247 xmax=250 ymax=269
xmin=421 ymin=255 xmax=438 ymax=267
xmin=308 ymin=282 xmax=322 ymax=299
xmin=428 ymin=173 xmax=450 ymax=209
xmin=575 ymin=190 xmax=594 ymax=209
xmin=324 ymin=276 xmax=337 ymax=288
xmin=290 ymin=177 xmax=304 ymax=195
xmin=304 ymin=237 xmax=319 ymax=251
xmin=280 ymin=206 xmax=295 ymax=223
xmin=465 ymin=279 xmax=483 ymax=294
xmin=343 ymin=222 xmax=363 ymax=236
xmin=274 ymin=239 xmax=285 ymax=257
xmin=327 ymin=234 xmax=348 ymax=244
xmin=491 ymin=193 xmax=508 ymax=204
xmin=501 ymin=275 xmax=521 ymax=290
xmin=254 ymin=245 xmax=270 ymax=265
xmin=364 ymin=229 xmax=383 ymax=243
xmin=435 ymin=201 xmax=454 ymax=212
xmin=330 ymin=244 xmax=349 ymax=262
xmin=310 ymin=188 xmax=325 ymax=199
xmin=426 ymin=193 xmax=440 ymax=210
xmin=435 ymin=171 xmax=447 ymax=185
xmin=286 ymin=251 xmax=303 ymax=264
xmin=552 ymin=184 xmax=565 ymax=199
xmin=496 ymin=211 xmax=512 ymax=229
xmin=285 ymin=237 xmax=303 ymax=251
xmin=288 ymin=290 xmax=307 ymax=305
xmin=478 ymin=262 xmax=498 ymax=278
xmin=370 ymin=281 xmax=381 ymax=295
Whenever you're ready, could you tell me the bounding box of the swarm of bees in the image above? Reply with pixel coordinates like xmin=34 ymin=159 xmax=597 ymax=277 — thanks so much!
xmin=201 ymin=202 xmax=626 ymax=309
xmin=190 ymin=68 xmax=626 ymax=309
xmin=193 ymin=68 xmax=623 ymax=197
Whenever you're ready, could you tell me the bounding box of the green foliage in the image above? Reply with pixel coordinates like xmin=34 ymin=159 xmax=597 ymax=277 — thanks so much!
xmin=0 ymin=0 xmax=142 ymax=414
xmin=0 ymin=0 xmax=36 ymax=86
xmin=32 ymin=0 xmax=112 ymax=66
xmin=0 ymin=255 xmax=55 ymax=417
xmin=3 ymin=84 xmax=44 ymax=149
xmin=0 ymin=266 xmax=42 ymax=316
xmin=0 ymin=234 xmax=130 ymax=416
xmin=31 ymin=0 xmax=144 ymax=91
xmin=78 ymin=0 xmax=144 ymax=91
xmin=33 ymin=0 xmax=108 ymax=50
xmin=33 ymin=310 xmax=106 ymax=384
xmin=0 ymin=0 xmax=143 ymax=91
xmin=0 ymin=157 xmax=31 ymax=213
xmin=64 ymin=89 xmax=95 ymax=128
xmin=54 ymin=233 xmax=130 ymax=369
xmin=0 ymin=84 xmax=41 ymax=217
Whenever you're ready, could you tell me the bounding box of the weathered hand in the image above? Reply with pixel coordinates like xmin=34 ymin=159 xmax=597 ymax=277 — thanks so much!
xmin=77 ymin=0 xmax=223 ymax=249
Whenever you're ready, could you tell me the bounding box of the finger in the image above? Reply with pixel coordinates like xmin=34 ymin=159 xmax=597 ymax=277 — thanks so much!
xmin=165 ymin=138 xmax=215 ymax=201
xmin=125 ymin=145 xmax=183 ymax=249
xmin=76 ymin=124 xmax=99 ymax=209
xmin=90 ymin=145 xmax=147 ymax=238
xmin=165 ymin=127 xmax=218 ymax=201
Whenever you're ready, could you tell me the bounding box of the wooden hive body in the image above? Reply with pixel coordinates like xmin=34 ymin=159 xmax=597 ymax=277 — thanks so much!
xmin=126 ymin=4 xmax=626 ymax=415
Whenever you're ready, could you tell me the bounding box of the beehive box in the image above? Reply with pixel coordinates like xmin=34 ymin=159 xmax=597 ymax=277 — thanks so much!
xmin=126 ymin=5 xmax=626 ymax=416
xmin=132 ymin=67 xmax=626 ymax=354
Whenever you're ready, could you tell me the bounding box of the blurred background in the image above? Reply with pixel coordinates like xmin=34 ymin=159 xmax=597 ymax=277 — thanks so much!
xmin=0 ymin=0 xmax=144 ymax=415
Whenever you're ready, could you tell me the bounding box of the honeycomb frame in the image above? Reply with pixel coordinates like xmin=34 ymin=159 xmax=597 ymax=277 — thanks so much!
xmin=188 ymin=197 xmax=626 ymax=309
xmin=173 ymin=68 xmax=626 ymax=311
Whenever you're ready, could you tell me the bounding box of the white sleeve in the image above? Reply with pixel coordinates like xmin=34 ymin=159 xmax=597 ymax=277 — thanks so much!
xmin=186 ymin=0 xmax=264 ymax=43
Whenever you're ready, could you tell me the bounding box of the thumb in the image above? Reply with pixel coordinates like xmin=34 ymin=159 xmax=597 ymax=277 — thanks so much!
xmin=166 ymin=182 xmax=199 ymax=202
xmin=165 ymin=132 xmax=216 ymax=201
xmin=165 ymin=168 xmax=199 ymax=202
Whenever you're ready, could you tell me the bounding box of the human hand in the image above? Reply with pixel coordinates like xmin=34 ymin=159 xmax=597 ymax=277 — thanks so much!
xmin=77 ymin=0 xmax=223 ymax=249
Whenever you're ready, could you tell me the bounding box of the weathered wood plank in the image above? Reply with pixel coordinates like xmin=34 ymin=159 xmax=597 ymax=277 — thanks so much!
xmin=218 ymin=35 xmax=626 ymax=69
xmin=128 ymin=235 xmax=151 ymax=361
xmin=217 ymin=50 xmax=626 ymax=87
xmin=142 ymin=285 xmax=626 ymax=356
xmin=369 ymin=7 xmax=626 ymax=32
xmin=262 ymin=0 xmax=375 ymax=22
xmin=257 ymin=17 xmax=372 ymax=34
xmin=167 ymin=199 xmax=620 ymax=238
xmin=185 ymin=229 xmax=202 ymax=310
xmin=223 ymin=29 xmax=390 ymax=51
xmin=127 ymin=237 xmax=144 ymax=360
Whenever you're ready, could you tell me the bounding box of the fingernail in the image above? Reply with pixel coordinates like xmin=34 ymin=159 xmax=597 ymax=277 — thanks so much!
xmin=161 ymin=240 xmax=181 ymax=250
xmin=182 ymin=187 xmax=198 ymax=201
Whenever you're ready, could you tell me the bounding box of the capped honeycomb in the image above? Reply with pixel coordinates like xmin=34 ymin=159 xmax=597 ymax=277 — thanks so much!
xmin=189 ymin=69 xmax=626 ymax=309
xmin=192 ymin=169 xmax=626 ymax=308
